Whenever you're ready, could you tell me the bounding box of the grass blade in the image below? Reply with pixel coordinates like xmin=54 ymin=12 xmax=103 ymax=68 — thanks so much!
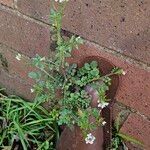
xmin=13 ymin=121 xmax=28 ymax=150
xmin=118 ymin=132 xmax=144 ymax=147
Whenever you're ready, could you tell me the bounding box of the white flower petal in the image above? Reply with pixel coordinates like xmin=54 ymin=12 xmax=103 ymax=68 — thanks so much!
xmin=122 ymin=70 xmax=127 ymax=75
xmin=98 ymin=103 xmax=102 ymax=108
xmin=40 ymin=57 xmax=46 ymax=61
xmin=30 ymin=88 xmax=34 ymax=93
xmin=85 ymin=133 xmax=96 ymax=145
xmin=16 ymin=53 xmax=22 ymax=61
xmin=55 ymin=0 xmax=69 ymax=3
xmin=98 ymin=102 xmax=109 ymax=109
xmin=102 ymin=121 xmax=107 ymax=126
xmin=89 ymin=141 xmax=94 ymax=144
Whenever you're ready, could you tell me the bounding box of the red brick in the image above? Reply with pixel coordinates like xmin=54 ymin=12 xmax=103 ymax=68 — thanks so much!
xmin=16 ymin=0 xmax=150 ymax=63
xmin=0 ymin=0 xmax=13 ymax=7
xmin=116 ymin=69 xmax=150 ymax=117
xmin=62 ymin=0 xmax=150 ymax=64
xmin=125 ymin=142 xmax=143 ymax=150
xmin=0 ymin=69 xmax=34 ymax=100
xmin=17 ymin=0 xmax=50 ymax=24
xmin=120 ymin=113 xmax=150 ymax=150
xmin=68 ymin=42 xmax=150 ymax=117
xmin=0 ymin=43 xmax=35 ymax=84
xmin=18 ymin=0 xmax=150 ymax=64
xmin=0 ymin=7 xmax=51 ymax=58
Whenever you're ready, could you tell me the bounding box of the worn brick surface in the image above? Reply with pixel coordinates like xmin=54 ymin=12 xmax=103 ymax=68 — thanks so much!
xmin=0 ymin=43 xmax=35 ymax=84
xmin=67 ymin=42 xmax=150 ymax=117
xmin=17 ymin=0 xmax=50 ymax=24
xmin=0 ymin=6 xmax=51 ymax=58
xmin=0 ymin=69 xmax=34 ymax=100
xmin=63 ymin=0 xmax=150 ymax=64
xmin=16 ymin=0 xmax=150 ymax=63
xmin=0 ymin=1 xmax=150 ymax=146
xmin=125 ymin=142 xmax=143 ymax=150
xmin=120 ymin=113 xmax=150 ymax=150
xmin=0 ymin=0 xmax=13 ymax=7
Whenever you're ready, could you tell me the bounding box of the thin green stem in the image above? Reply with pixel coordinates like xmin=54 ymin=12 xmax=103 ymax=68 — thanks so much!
xmin=36 ymin=66 xmax=57 ymax=81
xmin=55 ymin=2 xmax=68 ymax=68
xmin=89 ymin=72 xmax=115 ymax=83
xmin=54 ymin=121 xmax=59 ymax=141
xmin=44 ymin=60 xmax=59 ymax=67
xmin=0 ymin=93 xmax=7 ymax=98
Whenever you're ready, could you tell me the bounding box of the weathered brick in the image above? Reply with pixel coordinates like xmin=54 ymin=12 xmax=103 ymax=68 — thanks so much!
xmin=0 ymin=69 xmax=34 ymax=100
xmin=0 ymin=43 xmax=35 ymax=84
xmin=0 ymin=6 xmax=51 ymax=58
xmin=125 ymin=142 xmax=143 ymax=150
xmin=16 ymin=0 xmax=150 ymax=63
xmin=17 ymin=0 xmax=50 ymax=24
xmin=115 ymin=68 xmax=150 ymax=117
xmin=0 ymin=0 xmax=13 ymax=7
xmin=120 ymin=113 xmax=150 ymax=150
xmin=18 ymin=0 xmax=150 ymax=64
xmin=68 ymin=42 xmax=150 ymax=117
xmin=63 ymin=0 xmax=150 ymax=64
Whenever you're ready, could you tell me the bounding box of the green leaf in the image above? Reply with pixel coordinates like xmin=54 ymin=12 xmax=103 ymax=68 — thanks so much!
xmin=28 ymin=72 xmax=41 ymax=80
xmin=115 ymin=111 xmax=129 ymax=132
xmin=90 ymin=61 xmax=98 ymax=68
xmin=118 ymin=133 xmax=144 ymax=147
xmin=84 ymin=63 xmax=90 ymax=70
xmin=23 ymin=118 xmax=53 ymax=127
xmin=111 ymin=67 xmax=124 ymax=75
xmin=2 ymin=146 xmax=11 ymax=150
xmin=90 ymin=68 xmax=99 ymax=76
xmin=14 ymin=122 xmax=28 ymax=150
xmin=58 ymin=109 xmax=73 ymax=126
xmin=115 ymin=112 xmax=121 ymax=132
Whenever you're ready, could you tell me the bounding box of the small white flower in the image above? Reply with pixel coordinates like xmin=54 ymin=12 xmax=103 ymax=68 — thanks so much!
xmin=102 ymin=121 xmax=106 ymax=126
xmin=76 ymin=36 xmax=81 ymax=40
xmin=16 ymin=53 xmax=22 ymax=61
xmin=30 ymin=88 xmax=34 ymax=93
xmin=55 ymin=0 xmax=69 ymax=3
xmin=98 ymin=102 xmax=109 ymax=109
xmin=85 ymin=133 xmax=96 ymax=144
xmin=40 ymin=57 xmax=46 ymax=61
xmin=122 ymin=70 xmax=127 ymax=75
